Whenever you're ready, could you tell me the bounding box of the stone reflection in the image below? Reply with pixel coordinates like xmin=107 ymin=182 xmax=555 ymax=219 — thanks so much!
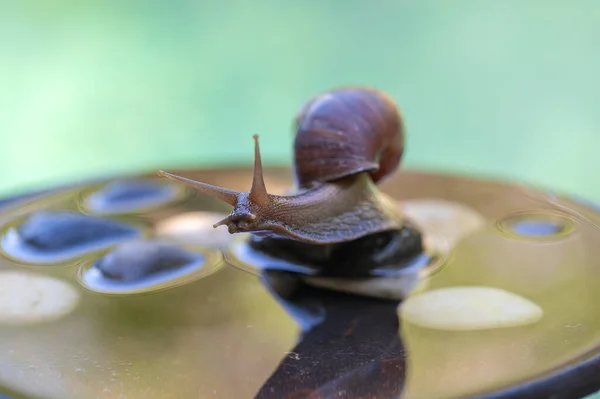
xmin=254 ymin=269 xmax=406 ymax=399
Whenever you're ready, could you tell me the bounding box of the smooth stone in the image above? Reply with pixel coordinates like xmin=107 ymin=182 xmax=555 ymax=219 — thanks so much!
xmin=400 ymin=199 xmax=485 ymax=247
xmin=399 ymin=286 xmax=543 ymax=331
xmin=0 ymin=271 xmax=80 ymax=325
xmin=16 ymin=211 xmax=138 ymax=252
xmin=86 ymin=179 xmax=176 ymax=213
xmin=154 ymin=211 xmax=232 ymax=250
xmin=95 ymin=240 xmax=201 ymax=282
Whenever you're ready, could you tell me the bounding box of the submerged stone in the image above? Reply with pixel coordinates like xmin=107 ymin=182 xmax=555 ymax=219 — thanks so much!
xmin=95 ymin=240 xmax=201 ymax=282
xmin=16 ymin=211 xmax=139 ymax=252
xmin=248 ymin=225 xmax=423 ymax=278
xmin=86 ymin=179 xmax=176 ymax=213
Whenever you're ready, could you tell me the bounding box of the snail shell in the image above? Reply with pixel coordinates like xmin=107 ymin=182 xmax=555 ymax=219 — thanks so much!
xmin=293 ymin=86 xmax=404 ymax=188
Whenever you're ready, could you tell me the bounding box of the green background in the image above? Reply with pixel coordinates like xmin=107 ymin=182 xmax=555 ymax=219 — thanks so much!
xmin=0 ymin=1 xmax=599 ymax=397
xmin=1 ymin=1 xmax=599 ymax=204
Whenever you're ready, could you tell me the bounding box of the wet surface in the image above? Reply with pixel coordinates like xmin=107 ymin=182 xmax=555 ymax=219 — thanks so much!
xmin=0 ymin=167 xmax=598 ymax=399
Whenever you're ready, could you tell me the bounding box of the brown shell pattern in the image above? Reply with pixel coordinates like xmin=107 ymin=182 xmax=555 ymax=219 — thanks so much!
xmin=292 ymin=86 xmax=405 ymax=188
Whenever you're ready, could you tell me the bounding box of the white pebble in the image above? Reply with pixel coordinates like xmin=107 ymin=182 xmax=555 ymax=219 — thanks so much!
xmin=0 ymin=271 xmax=80 ymax=325
xmin=155 ymin=211 xmax=232 ymax=249
xmin=401 ymin=199 xmax=485 ymax=247
xmin=399 ymin=286 xmax=543 ymax=331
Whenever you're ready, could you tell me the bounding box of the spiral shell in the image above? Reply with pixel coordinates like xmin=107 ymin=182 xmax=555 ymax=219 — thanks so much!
xmin=293 ymin=86 xmax=405 ymax=188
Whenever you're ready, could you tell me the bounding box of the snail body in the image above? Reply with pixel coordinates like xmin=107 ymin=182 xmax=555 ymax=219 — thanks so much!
xmin=158 ymin=86 xmax=408 ymax=245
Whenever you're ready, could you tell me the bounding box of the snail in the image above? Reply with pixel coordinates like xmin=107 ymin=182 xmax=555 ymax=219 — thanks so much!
xmin=158 ymin=86 xmax=412 ymax=248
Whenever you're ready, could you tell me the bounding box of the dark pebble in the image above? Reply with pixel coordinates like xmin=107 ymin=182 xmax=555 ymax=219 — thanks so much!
xmin=249 ymin=225 xmax=424 ymax=278
xmin=17 ymin=211 xmax=138 ymax=252
xmin=95 ymin=240 xmax=200 ymax=282
xmin=94 ymin=180 xmax=173 ymax=204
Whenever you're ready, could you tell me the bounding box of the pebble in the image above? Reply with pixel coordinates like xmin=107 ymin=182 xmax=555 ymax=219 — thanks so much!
xmin=154 ymin=212 xmax=232 ymax=250
xmin=95 ymin=240 xmax=201 ymax=282
xmin=85 ymin=179 xmax=176 ymax=213
xmin=0 ymin=271 xmax=80 ymax=325
xmin=400 ymin=199 xmax=485 ymax=247
xmin=15 ymin=211 xmax=138 ymax=252
xmin=399 ymin=286 xmax=543 ymax=331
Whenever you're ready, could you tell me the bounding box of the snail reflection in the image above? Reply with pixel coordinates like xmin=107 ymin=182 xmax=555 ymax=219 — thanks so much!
xmin=254 ymin=269 xmax=407 ymax=399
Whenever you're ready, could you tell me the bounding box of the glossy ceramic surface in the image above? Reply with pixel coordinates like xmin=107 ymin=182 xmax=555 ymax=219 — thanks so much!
xmin=0 ymin=167 xmax=599 ymax=399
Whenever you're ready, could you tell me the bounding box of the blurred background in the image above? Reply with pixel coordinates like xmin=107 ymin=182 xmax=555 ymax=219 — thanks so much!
xmin=0 ymin=0 xmax=599 ymax=204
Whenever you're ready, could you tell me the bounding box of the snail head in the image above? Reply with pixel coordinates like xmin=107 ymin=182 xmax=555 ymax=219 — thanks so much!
xmin=158 ymin=135 xmax=273 ymax=235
